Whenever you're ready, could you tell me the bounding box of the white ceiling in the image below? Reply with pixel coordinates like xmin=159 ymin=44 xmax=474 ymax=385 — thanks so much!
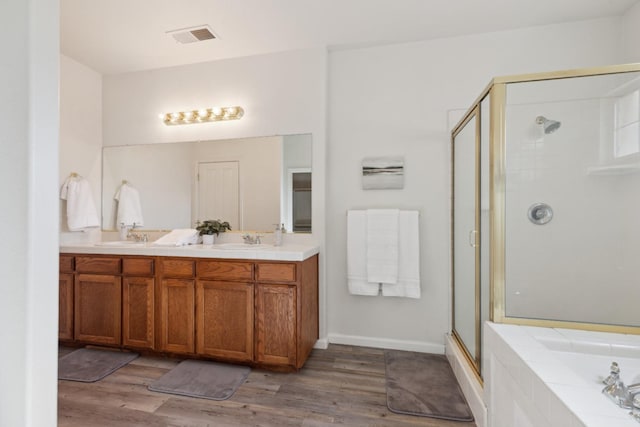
xmin=61 ymin=0 xmax=639 ymax=75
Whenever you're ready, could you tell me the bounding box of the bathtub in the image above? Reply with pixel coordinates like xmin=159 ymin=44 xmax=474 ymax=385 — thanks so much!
xmin=485 ymin=322 xmax=640 ymax=427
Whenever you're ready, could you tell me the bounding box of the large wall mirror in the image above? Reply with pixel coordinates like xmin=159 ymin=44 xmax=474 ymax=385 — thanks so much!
xmin=102 ymin=134 xmax=312 ymax=233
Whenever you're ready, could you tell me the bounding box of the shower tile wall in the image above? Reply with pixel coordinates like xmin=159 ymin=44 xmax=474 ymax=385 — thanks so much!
xmin=503 ymin=87 xmax=640 ymax=327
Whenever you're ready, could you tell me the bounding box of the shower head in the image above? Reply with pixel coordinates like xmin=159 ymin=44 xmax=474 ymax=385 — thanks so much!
xmin=536 ymin=116 xmax=561 ymax=134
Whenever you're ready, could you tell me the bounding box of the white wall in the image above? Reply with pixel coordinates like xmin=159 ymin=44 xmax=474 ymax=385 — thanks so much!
xmin=59 ymin=54 xmax=103 ymax=243
xmin=0 ymin=0 xmax=59 ymax=426
xmin=103 ymin=49 xmax=327 ymax=146
xmin=622 ymin=2 xmax=640 ymax=62
xmin=326 ymin=17 xmax=624 ymax=353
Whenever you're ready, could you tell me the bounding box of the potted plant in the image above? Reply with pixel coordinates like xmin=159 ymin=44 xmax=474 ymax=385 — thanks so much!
xmin=196 ymin=219 xmax=232 ymax=245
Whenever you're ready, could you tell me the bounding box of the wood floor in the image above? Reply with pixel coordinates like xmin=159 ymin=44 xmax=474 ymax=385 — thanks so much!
xmin=58 ymin=344 xmax=476 ymax=427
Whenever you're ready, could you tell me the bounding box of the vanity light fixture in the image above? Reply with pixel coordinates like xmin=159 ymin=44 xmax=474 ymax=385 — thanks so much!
xmin=161 ymin=106 xmax=244 ymax=126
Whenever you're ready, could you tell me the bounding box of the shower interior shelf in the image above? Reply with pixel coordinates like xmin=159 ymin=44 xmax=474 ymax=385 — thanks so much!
xmin=586 ymin=164 xmax=640 ymax=175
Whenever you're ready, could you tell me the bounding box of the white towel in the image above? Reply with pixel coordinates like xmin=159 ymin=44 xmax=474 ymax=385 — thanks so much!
xmin=366 ymin=209 xmax=399 ymax=284
xmin=153 ymin=229 xmax=199 ymax=246
xmin=115 ymin=183 xmax=144 ymax=227
xmin=60 ymin=176 xmax=100 ymax=231
xmin=347 ymin=211 xmax=379 ymax=296
xmin=382 ymin=211 xmax=420 ymax=298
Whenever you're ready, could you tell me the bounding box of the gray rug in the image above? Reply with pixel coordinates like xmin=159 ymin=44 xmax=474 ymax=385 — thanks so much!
xmin=385 ymin=350 xmax=474 ymax=422
xmin=148 ymin=359 xmax=250 ymax=401
xmin=58 ymin=348 xmax=139 ymax=382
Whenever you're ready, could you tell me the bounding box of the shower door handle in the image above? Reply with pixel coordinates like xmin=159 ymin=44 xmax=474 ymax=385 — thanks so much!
xmin=468 ymin=230 xmax=478 ymax=248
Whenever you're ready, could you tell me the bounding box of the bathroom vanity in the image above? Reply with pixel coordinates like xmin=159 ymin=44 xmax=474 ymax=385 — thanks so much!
xmin=59 ymin=243 xmax=319 ymax=371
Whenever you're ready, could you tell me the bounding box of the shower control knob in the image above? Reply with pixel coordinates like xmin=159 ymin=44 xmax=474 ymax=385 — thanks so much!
xmin=527 ymin=203 xmax=553 ymax=225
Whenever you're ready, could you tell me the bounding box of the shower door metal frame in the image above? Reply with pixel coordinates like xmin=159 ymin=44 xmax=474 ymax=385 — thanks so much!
xmin=451 ymin=104 xmax=482 ymax=378
xmin=489 ymin=63 xmax=640 ymax=334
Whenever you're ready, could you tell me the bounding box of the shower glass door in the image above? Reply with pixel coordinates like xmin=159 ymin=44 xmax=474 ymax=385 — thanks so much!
xmin=502 ymin=71 xmax=640 ymax=328
xmin=452 ymin=106 xmax=481 ymax=372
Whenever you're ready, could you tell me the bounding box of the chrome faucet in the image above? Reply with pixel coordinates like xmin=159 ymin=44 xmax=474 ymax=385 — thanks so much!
xmin=242 ymin=233 xmax=262 ymax=245
xmin=126 ymin=223 xmax=148 ymax=242
xmin=602 ymin=361 xmax=640 ymax=410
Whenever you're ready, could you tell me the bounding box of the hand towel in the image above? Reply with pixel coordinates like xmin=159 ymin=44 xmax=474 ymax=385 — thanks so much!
xmin=347 ymin=210 xmax=379 ymax=296
xmin=153 ymin=229 xmax=199 ymax=246
xmin=366 ymin=209 xmax=399 ymax=284
xmin=382 ymin=210 xmax=420 ymax=298
xmin=115 ymin=183 xmax=144 ymax=227
xmin=60 ymin=176 xmax=100 ymax=231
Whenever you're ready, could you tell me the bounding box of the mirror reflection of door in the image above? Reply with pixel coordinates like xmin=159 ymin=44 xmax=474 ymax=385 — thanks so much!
xmin=197 ymin=161 xmax=240 ymax=230
xmin=287 ymin=169 xmax=311 ymax=233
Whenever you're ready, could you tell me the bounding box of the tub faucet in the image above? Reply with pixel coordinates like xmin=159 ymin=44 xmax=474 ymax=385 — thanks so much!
xmin=602 ymin=362 xmax=632 ymax=409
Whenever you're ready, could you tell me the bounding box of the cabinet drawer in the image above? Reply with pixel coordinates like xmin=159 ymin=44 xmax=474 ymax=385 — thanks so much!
xmin=256 ymin=262 xmax=297 ymax=283
xmin=59 ymin=255 xmax=74 ymax=273
xmin=76 ymin=256 xmax=121 ymax=274
xmin=197 ymin=261 xmax=253 ymax=281
xmin=161 ymin=259 xmax=195 ymax=278
xmin=123 ymin=258 xmax=154 ymax=276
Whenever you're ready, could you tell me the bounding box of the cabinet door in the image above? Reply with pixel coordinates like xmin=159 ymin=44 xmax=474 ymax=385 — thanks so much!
xmin=160 ymin=278 xmax=195 ymax=354
xmin=255 ymin=283 xmax=297 ymax=366
xmin=74 ymin=274 xmax=122 ymax=345
xmin=59 ymin=273 xmax=74 ymax=341
xmin=196 ymin=280 xmax=253 ymax=361
xmin=122 ymin=276 xmax=154 ymax=349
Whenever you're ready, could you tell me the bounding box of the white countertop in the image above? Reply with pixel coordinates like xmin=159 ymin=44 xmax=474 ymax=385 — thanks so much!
xmin=60 ymin=242 xmax=319 ymax=262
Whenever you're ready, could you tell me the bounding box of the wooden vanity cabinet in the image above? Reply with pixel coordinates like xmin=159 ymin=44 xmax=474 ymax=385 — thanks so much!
xmin=196 ymin=260 xmax=254 ymax=362
xmin=158 ymin=259 xmax=196 ymax=354
xmin=122 ymin=257 xmax=155 ymax=349
xmin=58 ymin=255 xmax=75 ymax=341
xmin=74 ymin=256 xmax=122 ymax=346
xmin=255 ymin=258 xmax=318 ymax=370
xmin=255 ymin=283 xmax=297 ymax=366
xmin=60 ymin=252 xmax=319 ymax=370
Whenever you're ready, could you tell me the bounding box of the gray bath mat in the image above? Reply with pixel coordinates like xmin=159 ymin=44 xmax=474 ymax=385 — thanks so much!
xmin=384 ymin=350 xmax=474 ymax=422
xmin=58 ymin=348 xmax=139 ymax=382
xmin=148 ymin=359 xmax=250 ymax=401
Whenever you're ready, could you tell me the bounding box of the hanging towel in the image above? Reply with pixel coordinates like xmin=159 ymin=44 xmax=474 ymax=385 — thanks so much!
xmin=115 ymin=183 xmax=144 ymax=227
xmin=382 ymin=211 xmax=420 ymax=298
xmin=347 ymin=210 xmax=379 ymax=296
xmin=153 ymin=229 xmax=199 ymax=246
xmin=366 ymin=209 xmax=399 ymax=285
xmin=60 ymin=175 xmax=100 ymax=231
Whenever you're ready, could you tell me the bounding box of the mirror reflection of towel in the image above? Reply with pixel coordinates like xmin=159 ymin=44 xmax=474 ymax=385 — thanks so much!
xmin=60 ymin=176 xmax=100 ymax=231
xmin=115 ymin=183 xmax=144 ymax=227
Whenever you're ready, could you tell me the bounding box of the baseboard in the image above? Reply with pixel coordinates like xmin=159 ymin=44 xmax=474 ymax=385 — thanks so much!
xmin=327 ymin=333 xmax=444 ymax=354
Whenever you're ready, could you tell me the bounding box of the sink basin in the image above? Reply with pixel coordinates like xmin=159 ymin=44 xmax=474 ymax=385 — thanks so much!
xmin=95 ymin=241 xmax=146 ymax=246
xmin=215 ymin=243 xmax=271 ymax=250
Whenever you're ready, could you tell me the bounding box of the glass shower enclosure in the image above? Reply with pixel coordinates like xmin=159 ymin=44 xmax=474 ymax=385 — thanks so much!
xmin=451 ymin=63 xmax=640 ymax=378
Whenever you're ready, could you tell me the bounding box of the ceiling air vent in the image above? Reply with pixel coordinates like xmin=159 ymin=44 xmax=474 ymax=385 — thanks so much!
xmin=166 ymin=25 xmax=217 ymax=44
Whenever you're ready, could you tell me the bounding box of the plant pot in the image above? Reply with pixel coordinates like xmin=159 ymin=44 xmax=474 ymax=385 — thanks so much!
xmin=202 ymin=234 xmax=215 ymax=245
